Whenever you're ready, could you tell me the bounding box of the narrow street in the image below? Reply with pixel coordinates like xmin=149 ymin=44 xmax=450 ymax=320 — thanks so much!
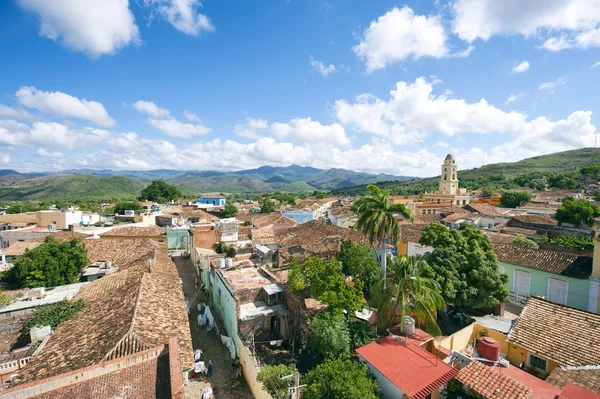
xmin=172 ymin=255 xmax=254 ymax=399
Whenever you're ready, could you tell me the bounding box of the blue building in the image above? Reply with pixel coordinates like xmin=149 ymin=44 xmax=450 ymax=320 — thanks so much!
xmin=197 ymin=196 xmax=226 ymax=206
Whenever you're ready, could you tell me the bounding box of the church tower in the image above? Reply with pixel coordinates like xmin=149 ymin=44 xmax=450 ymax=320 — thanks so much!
xmin=439 ymin=154 xmax=459 ymax=195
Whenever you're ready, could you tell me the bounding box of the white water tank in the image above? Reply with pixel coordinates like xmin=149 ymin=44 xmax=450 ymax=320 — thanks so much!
xmin=217 ymin=258 xmax=226 ymax=268
xmin=225 ymin=257 xmax=233 ymax=267
xmin=402 ymin=316 xmax=415 ymax=336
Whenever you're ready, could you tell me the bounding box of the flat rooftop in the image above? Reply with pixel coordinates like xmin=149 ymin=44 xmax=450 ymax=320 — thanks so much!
xmin=0 ymin=283 xmax=86 ymax=315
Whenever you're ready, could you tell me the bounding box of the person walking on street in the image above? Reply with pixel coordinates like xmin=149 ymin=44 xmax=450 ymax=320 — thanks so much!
xmin=207 ymin=360 xmax=213 ymax=377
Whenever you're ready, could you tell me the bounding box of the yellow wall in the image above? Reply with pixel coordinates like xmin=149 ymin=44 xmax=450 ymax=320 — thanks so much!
xmin=37 ymin=212 xmax=67 ymax=228
xmin=438 ymin=323 xmax=475 ymax=352
xmin=397 ymin=240 xmax=408 ymax=256
xmin=506 ymin=343 xmax=559 ymax=375
xmin=233 ymin=334 xmax=272 ymax=399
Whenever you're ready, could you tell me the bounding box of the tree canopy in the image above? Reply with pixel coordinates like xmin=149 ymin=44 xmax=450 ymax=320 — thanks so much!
xmin=260 ymin=198 xmax=275 ymax=213
xmin=338 ymin=240 xmax=380 ymax=296
xmin=256 ymin=364 xmax=298 ymax=398
xmin=370 ymin=256 xmax=445 ymax=335
xmin=223 ymin=204 xmax=239 ymax=218
xmin=499 ymin=190 xmax=532 ymax=208
xmin=4 ymin=236 xmax=88 ymax=288
xmin=309 ymin=312 xmax=351 ymax=359
xmin=352 ymin=184 xmax=411 ymax=281
xmin=555 ymin=197 xmax=600 ymax=227
xmin=288 ymin=256 xmax=364 ymax=315
xmin=303 ymin=358 xmax=380 ymax=399
xmin=509 ymin=234 xmax=539 ymax=249
xmin=139 ymin=180 xmax=182 ymax=202
xmin=113 ymin=201 xmax=142 ymax=215
xmin=420 ymin=223 xmax=509 ymax=310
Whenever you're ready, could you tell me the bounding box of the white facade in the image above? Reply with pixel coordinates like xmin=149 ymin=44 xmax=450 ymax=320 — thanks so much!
xmin=0 ymin=227 xmax=52 ymax=248
xmin=440 ymin=154 xmax=459 ymax=195
xmin=407 ymin=242 xmax=434 ymax=257
xmin=358 ymin=355 xmax=405 ymax=399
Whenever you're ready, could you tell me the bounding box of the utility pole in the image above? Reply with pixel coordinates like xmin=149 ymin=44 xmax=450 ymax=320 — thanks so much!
xmin=281 ymin=372 xmax=305 ymax=399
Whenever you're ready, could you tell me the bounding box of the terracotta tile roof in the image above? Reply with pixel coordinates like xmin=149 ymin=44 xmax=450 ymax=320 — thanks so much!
xmin=493 ymin=243 xmax=592 ymax=278
xmin=441 ymin=211 xmax=479 ymax=223
xmin=412 ymin=213 xmax=443 ymax=224
xmin=0 ymin=212 xmax=37 ymax=226
xmin=278 ymin=220 xmax=366 ymax=247
xmin=398 ymin=223 xmax=429 ymax=243
xmin=519 ymin=201 xmax=561 ymax=211
xmin=457 ymin=361 xmax=532 ymax=399
xmin=547 ymin=368 xmax=600 ymax=395
xmin=15 ymin=240 xmax=193 ymax=385
xmin=464 ymin=203 xmax=506 ymax=216
xmin=102 ymin=225 xmax=166 ymax=237
xmin=499 ymin=226 xmax=539 ymax=237
xmin=484 ymin=232 xmax=517 ymax=244
xmin=510 ymin=214 xmax=558 ymax=226
xmin=164 ymin=206 xmax=218 ymax=221
xmin=252 ymin=213 xmax=297 ymax=228
xmin=84 ymin=238 xmax=157 ymax=271
xmin=356 ymin=336 xmax=458 ymax=399
xmin=328 ymin=207 xmax=353 ymax=218
xmin=507 ymin=296 xmax=600 ymax=367
xmin=33 ymin=231 xmax=86 ymax=242
xmin=1 ymin=241 xmax=41 ymax=256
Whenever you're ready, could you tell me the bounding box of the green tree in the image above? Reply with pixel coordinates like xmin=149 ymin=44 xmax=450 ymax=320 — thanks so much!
xmin=223 ymin=204 xmax=239 ymax=218
xmin=338 ymin=240 xmax=380 ymax=296
xmin=348 ymin=321 xmax=377 ymax=351
xmin=256 ymin=364 xmax=298 ymax=398
xmin=309 ymin=312 xmax=351 ymax=359
xmin=555 ymin=197 xmax=600 ymax=227
xmin=113 ymin=201 xmax=142 ymax=215
xmin=510 ymin=234 xmax=539 ymax=249
xmin=370 ymin=256 xmax=445 ymax=335
xmin=4 ymin=237 xmax=88 ymax=288
xmin=24 ymin=299 xmax=87 ymax=331
xmin=260 ymin=198 xmax=275 ymax=213
xmin=481 ymin=186 xmax=496 ymax=198
xmin=139 ymin=180 xmax=182 ymax=202
xmin=303 ymin=358 xmax=380 ymax=399
xmin=581 ymin=163 xmax=600 ymax=179
xmin=287 ymin=256 xmax=364 ymax=315
xmin=499 ymin=190 xmax=532 ymax=208
xmin=420 ymin=223 xmax=509 ymax=310
xmin=352 ymin=184 xmax=411 ymax=283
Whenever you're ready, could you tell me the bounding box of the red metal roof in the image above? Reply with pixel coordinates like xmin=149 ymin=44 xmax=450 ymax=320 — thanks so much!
xmin=356 ymin=336 xmax=458 ymax=399
xmin=558 ymin=383 xmax=600 ymax=399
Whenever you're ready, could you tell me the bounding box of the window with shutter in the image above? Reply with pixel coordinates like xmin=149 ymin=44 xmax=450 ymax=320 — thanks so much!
xmin=513 ymin=270 xmax=530 ymax=296
xmin=548 ymin=277 xmax=568 ymax=305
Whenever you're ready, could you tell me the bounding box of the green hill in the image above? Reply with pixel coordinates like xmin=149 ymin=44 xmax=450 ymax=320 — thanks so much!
xmin=333 ymin=147 xmax=600 ymax=196
xmin=279 ymin=180 xmax=317 ymax=193
xmin=0 ymin=174 xmax=148 ymax=201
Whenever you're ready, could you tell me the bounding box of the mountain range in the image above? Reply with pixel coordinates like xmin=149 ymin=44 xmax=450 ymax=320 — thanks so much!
xmin=0 ymin=165 xmax=415 ymax=201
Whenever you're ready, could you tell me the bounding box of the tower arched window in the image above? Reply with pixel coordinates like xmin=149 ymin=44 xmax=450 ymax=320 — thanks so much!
xmin=444 ymin=174 xmax=447 ymax=180
xmin=452 ymin=173 xmax=455 ymax=180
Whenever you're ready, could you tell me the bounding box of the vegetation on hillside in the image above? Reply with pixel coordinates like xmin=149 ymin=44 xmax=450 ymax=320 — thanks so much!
xmin=3 ymin=236 xmax=88 ymax=288
xmin=139 ymin=180 xmax=183 ymax=202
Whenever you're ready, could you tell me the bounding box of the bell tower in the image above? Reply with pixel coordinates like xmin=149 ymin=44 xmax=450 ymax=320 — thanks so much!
xmin=439 ymin=154 xmax=459 ymax=195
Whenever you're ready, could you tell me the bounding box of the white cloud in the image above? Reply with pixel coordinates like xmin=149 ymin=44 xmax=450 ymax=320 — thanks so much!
xmin=512 ymin=60 xmax=530 ymax=73
xmin=452 ymin=0 xmax=600 ymax=43
xmin=133 ymin=100 xmax=170 ymax=118
xmin=270 ymin=118 xmax=350 ymax=147
xmin=505 ymin=94 xmax=522 ymax=105
xmin=0 ymin=105 xmax=35 ymax=120
xmin=592 ymin=61 xmax=600 ymax=69
xmin=145 ymin=0 xmax=214 ymax=35
xmin=16 ymin=86 xmax=115 ymax=127
xmin=0 ymin=120 xmax=110 ymax=149
xmin=334 ymin=77 xmax=526 ymax=143
xmin=309 ymin=56 xmax=338 ymax=77
xmin=451 ymin=45 xmax=475 ymax=58
xmin=234 ymin=117 xmax=269 ymax=139
xmin=17 ymin=0 xmax=140 ymax=57
xmin=36 ymin=148 xmax=64 ymax=158
xmin=353 ymin=6 xmax=448 ymax=72
xmin=148 ymin=116 xmax=211 ymax=138
xmin=538 ymin=76 xmax=568 ymax=91
xmin=542 ymin=27 xmax=600 ymax=51
xmin=183 ymin=110 xmax=201 ymax=122
xmin=434 ymin=141 xmax=450 ymax=148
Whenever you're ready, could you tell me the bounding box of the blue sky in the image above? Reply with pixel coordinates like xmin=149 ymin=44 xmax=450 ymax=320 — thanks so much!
xmin=0 ymin=0 xmax=599 ymax=177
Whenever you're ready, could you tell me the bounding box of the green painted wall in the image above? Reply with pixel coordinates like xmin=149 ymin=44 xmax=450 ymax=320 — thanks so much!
xmin=500 ymin=261 xmax=590 ymax=310
xmin=207 ymin=267 xmax=239 ymax=339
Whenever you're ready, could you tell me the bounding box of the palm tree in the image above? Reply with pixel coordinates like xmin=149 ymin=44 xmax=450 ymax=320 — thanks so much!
xmin=352 ymin=184 xmax=411 ymax=283
xmin=370 ymin=256 xmax=445 ymax=336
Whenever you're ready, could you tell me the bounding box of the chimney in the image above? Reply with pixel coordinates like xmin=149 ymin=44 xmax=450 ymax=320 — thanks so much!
xmin=147 ymin=259 xmax=153 ymax=273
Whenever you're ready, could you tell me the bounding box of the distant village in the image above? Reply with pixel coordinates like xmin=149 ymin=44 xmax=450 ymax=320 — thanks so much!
xmin=0 ymin=154 xmax=599 ymax=399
